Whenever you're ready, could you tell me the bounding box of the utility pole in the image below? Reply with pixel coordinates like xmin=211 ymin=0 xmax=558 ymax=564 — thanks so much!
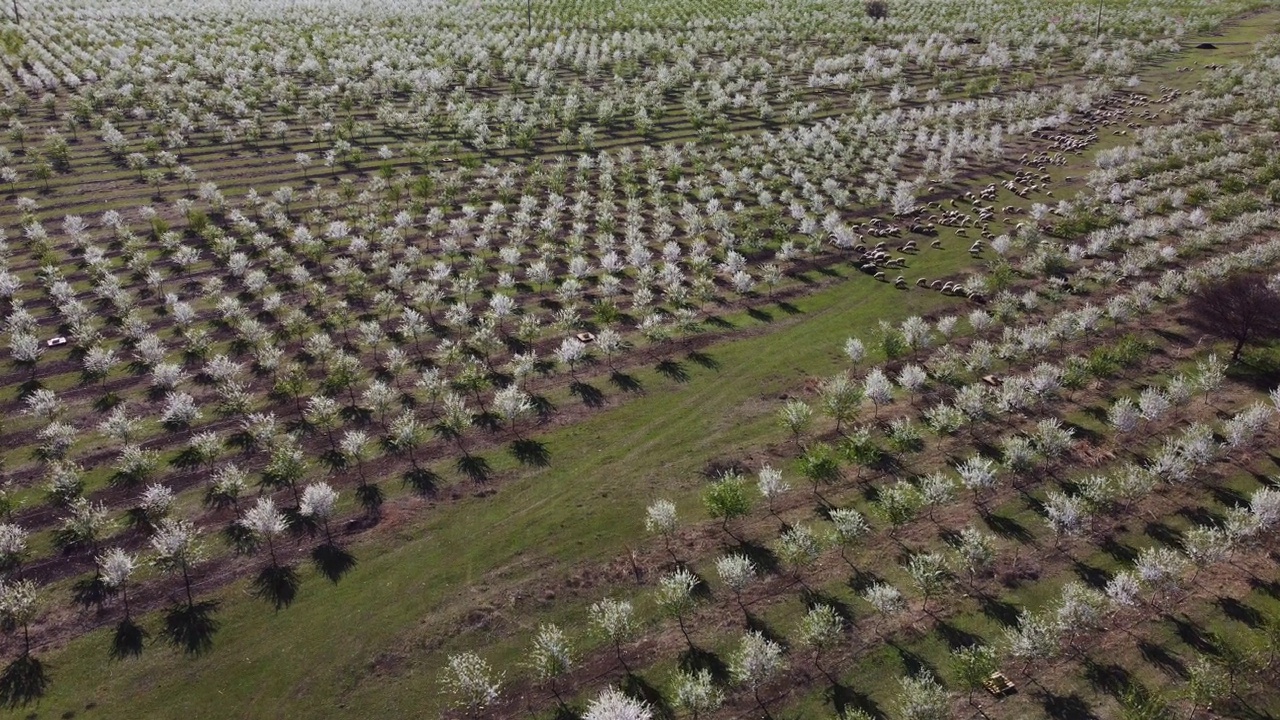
xmin=1095 ymin=0 xmax=1103 ymax=42
xmin=11 ymin=0 xmax=18 ymax=25
xmin=527 ymin=0 xmax=531 ymax=33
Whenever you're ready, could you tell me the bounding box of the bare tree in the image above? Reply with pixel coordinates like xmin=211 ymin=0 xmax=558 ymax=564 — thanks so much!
xmin=1186 ymin=273 xmax=1280 ymax=362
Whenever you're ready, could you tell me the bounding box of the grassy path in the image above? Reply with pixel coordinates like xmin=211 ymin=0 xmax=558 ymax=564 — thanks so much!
xmin=16 ymin=260 xmax=951 ymax=719
xmin=12 ymin=7 xmax=1280 ymax=720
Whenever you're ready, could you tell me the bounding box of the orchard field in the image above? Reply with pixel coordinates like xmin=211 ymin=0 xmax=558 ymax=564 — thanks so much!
xmin=1 ymin=0 xmax=1280 ymax=718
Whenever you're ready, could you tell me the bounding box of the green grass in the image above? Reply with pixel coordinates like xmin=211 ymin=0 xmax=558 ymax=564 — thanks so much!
xmin=13 ymin=258 xmax=967 ymax=720
xmin=9 ymin=8 xmax=1280 ymax=719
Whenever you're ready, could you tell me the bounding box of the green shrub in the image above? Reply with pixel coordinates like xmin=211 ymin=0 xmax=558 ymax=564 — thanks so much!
xmin=880 ymin=325 xmax=906 ymax=360
xmin=1085 ymin=334 xmax=1151 ymax=378
xmin=187 ymin=210 xmax=210 ymax=235
xmin=1209 ymin=193 xmax=1262 ymax=222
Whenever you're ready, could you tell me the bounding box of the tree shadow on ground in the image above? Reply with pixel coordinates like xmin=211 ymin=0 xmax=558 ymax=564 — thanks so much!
xmin=935 ymin=619 xmax=983 ymax=650
xmin=170 ymin=446 xmax=206 ymax=470
xmin=90 ymin=388 xmax=121 ymax=411
xmin=473 ymin=410 xmax=502 ymax=432
xmin=1099 ymin=536 xmax=1138 ymax=564
xmin=1083 ymin=658 xmax=1131 ymax=698
xmin=510 ymin=438 xmax=550 ymax=467
xmin=1217 ymin=596 xmax=1264 ymax=628
xmin=569 ymin=381 xmax=605 ymax=407
xmin=551 ymin=702 xmax=583 ymax=720
xmin=981 ymin=512 xmax=1034 ymax=544
xmin=979 ymin=594 xmax=1020 ymax=627
xmin=403 ymin=467 xmax=440 ymax=495
xmin=609 ymin=371 xmax=644 ymax=394
xmin=222 ymin=522 xmax=259 ymax=555
xmin=356 ymin=483 xmax=384 ymax=517
xmin=1168 ymin=615 xmax=1215 ymax=654
xmin=830 ymin=684 xmax=882 ymax=719
xmin=286 ymin=510 xmax=317 ymax=537
xmin=745 ymin=611 xmax=788 ymax=650
xmin=1138 ymin=640 xmax=1187 ymax=679
xmin=531 ymin=394 xmax=557 ymax=418
xmin=319 ymin=448 xmax=348 ymax=473
xmin=1072 ymin=560 xmax=1112 ymax=590
xmin=679 ymin=645 xmax=730 ymax=684
xmin=800 ymin=587 xmax=856 ymax=625
xmin=0 ymin=655 xmax=48 ymax=708
xmin=889 ymin=640 xmax=940 ymax=679
xmin=846 ymin=568 xmax=883 ymax=594
xmin=620 ymin=673 xmax=675 ymax=720
xmin=655 ymin=359 xmax=689 ymax=383
xmin=110 ymin=619 xmax=149 ymax=660
xmin=1229 ymin=345 xmax=1280 ymax=391
xmin=686 ymin=350 xmax=719 ymax=371
xmin=252 ymin=564 xmax=301 ymax=610
xmin=734 ymin=539 xmax=779 ymax=574
xmin=1081 ymin=405 xmax=1108 ymax=425
xmin=339 ymin=405 xmax=373 ymax=425
xmin=1176 ymin=504 xmax=1224 ymax=528
xmin=456 ymin=454 xmax=493 ymax=483
xmin=1143 ymin=520 xmax=1182 ymax=548
xmin=71 ymin=574 xmax=111 ymax=608
xmin=1035 ymin=689 xmax=1098 ymax=720
xmin=162 ymin=600 xmax=220 ymax=655
xmin=1208 ymin=485 xmax=1248 ymax=507
xmin=1063 ymin=420 xmax=1103 ymax=445
xmin=312 ymin=543 xmax=357 ymax=584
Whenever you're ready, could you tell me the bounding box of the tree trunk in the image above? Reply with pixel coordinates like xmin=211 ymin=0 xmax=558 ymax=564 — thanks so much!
xmin=181 ymin=562 xmax=195 ymax=607
xmin=1231 ymin=334 xmax=1247 ymax=362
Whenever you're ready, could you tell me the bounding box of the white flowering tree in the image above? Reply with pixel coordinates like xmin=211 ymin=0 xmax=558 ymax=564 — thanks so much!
xmin=99 ymin=547 xmax=144 ymax=657
xmin=526 ymin=623 xmax=573 ymax=702
xmin=828 ymin=507 xmax=869 ymax=572
xmin=797 ymin=602 xmax=844 ymax=678
xmin=1003 ymin=611 xmax=1061 ymax=675
xmin=715 ymin=553 xmax=757 ymax=619
xmin=672 ymin=667 xmax=723 ymax=719
xmin=590 ymin=598 xmax=637 ymax=670
xmin=905 ymin=552 xmax=950 ymax=616
xmin=0 ymin=579 xmax=40 ymax=659
xmin=242 ymin=497 xmax=298 ymax=608
xmin=819 ymin=372 xmax=863 ymax=433
xmin=584 ymin=686 xmax=652 ymax=720
xmin=644 ymin=498 xmax=680 ymax=561
xmin=779 ymin=399 xmax=814 ymax=445
xmin=439 ymin=651 xmax=502 ymax=718
xmin=150 ymin=518 xmax=217 ymax=654
xmin=299 ymin=482 xmax=340 ymax=545
xmin=729 ymin=630 xmax=786 ymax=714
xmin=863 ymin=368 xmax=894 ymax=417
xmin=654 ymin=568 xmax=701 ymax=648
xmin=955 ymin=455 xmax=999 ymax=510
xmin=891 ymin=671 xmax=952 ymax=720
xmin=775 ymin=523 xmax=824 ymax=586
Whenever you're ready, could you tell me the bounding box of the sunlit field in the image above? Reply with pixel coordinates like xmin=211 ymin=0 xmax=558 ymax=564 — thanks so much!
xmin=1 ymin=0 xmax=1280 ymax=718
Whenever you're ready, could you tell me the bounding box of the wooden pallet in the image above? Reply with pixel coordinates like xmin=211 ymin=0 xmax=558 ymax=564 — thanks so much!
xmin=983 ymin=671 xmax=1016 ymax=697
